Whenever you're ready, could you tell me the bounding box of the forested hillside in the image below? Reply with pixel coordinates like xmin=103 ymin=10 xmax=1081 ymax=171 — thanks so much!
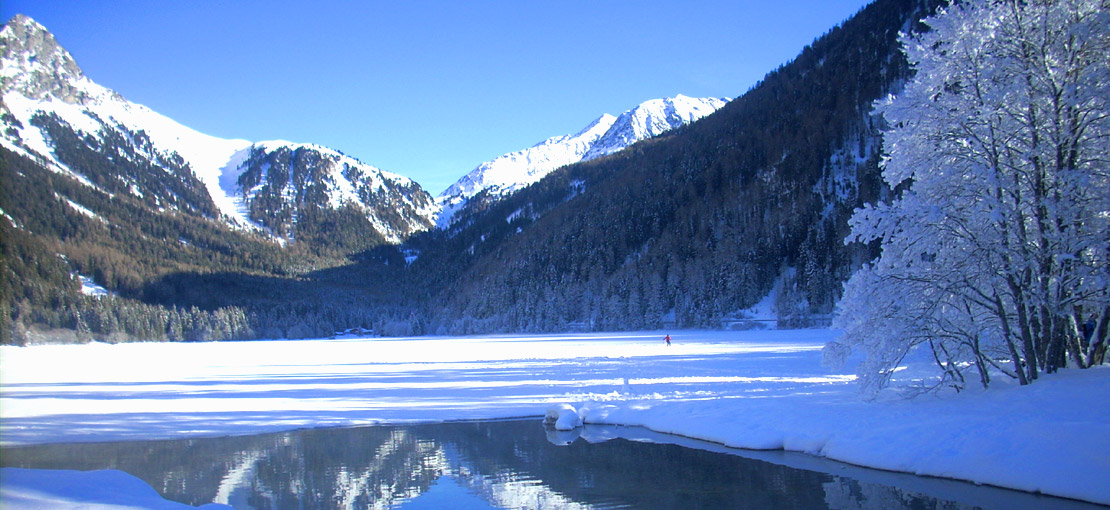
xmin=404 ymin=0 xmax=943 ymax=334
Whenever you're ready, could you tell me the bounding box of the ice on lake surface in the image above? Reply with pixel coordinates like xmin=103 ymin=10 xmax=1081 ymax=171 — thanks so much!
xmin=3 ymin=419 xmax=1102 ymax=510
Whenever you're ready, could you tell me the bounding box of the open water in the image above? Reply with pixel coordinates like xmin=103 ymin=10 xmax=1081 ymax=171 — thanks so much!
xmin=1 ymin=419 xmax=1103 ymax=509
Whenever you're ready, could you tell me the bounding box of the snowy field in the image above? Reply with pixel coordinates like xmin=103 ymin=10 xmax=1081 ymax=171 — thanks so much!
xmin=2 ymin=329 xmax=1109 ymax=508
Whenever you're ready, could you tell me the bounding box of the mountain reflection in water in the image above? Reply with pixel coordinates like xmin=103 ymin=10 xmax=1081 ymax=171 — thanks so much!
xmin=1 ymin=420 xmax=1100 ymax=510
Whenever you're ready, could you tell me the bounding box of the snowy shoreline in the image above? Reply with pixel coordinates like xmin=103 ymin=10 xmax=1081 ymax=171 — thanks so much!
xmin=2 ymin=329 xmax=1108 ymax=506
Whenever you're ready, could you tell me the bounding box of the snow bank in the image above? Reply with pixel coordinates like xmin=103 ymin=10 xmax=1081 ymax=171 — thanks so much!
xmin=577 ymin=366 xmax=1110 ymax=505
xmin=0 ymin=468 xmax=232 ymax=510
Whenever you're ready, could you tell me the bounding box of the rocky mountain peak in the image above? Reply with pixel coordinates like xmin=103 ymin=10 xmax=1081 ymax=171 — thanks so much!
xmin=433 ymin=95 xmax=729 ymax=229
xmin=1 ymin=14 xmax=89 ymax=104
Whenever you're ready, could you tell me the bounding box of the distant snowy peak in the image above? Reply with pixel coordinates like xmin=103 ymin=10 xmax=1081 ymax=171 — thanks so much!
xmin=435 ymin=95 xmax=729 ymax=228
xmin=585 ymin=95 xmax=729 ymax=159
xmin=437 ymin=113 xmax=617 ymax=209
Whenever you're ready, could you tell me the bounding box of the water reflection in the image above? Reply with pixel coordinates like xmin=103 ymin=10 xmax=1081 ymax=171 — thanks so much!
xmin=1 ymin=420 xmax=1100 ymax=510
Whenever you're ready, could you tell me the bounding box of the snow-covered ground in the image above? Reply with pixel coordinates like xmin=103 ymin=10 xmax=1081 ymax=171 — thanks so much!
xmin=2 ymin=329 xmax=1108 ymax=507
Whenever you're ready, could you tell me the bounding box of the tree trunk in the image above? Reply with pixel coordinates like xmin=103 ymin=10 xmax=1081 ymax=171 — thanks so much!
xmin=997 ymin=293 xmax=1029 ymax=385
xmin=1008 ymin=278 xmax=1038 ymax=382
xmin=1090 ymin=307 xmax=1110 ymax=366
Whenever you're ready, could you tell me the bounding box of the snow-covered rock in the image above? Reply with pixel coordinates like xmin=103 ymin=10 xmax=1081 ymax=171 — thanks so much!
xmin=543 ymin=403 xmax=583 ymax=431
xmin=435 ymin=95 xmax=729 ymax=228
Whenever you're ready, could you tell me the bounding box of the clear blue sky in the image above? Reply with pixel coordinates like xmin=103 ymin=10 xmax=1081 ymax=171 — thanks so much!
xmin=2 ymin=1 xmax=871 ymax=194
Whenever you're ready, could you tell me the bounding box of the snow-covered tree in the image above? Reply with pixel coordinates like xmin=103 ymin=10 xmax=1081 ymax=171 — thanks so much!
xmin=829 ymin=0 xmax=1110 ymax=396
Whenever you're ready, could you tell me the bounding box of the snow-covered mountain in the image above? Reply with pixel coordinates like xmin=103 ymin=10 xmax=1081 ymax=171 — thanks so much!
xmin=435 ymin=95 xmax=729 ymax=228
xmin=0 ymin=14 xmax=434 ymax=243
xmin=230 ymin=141 xmax=435 ymax=242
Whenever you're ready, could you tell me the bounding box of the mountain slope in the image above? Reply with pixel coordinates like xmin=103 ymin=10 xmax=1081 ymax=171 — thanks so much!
xmin=231 ymin=141 xmax=435 ymax=245
xmin=1 ymin=15 xmax=253 ymax=224
xmin=435 ymin=95 xmax=728 ymax=229
xmin=405 ymin=0 xmax=943 ymax=334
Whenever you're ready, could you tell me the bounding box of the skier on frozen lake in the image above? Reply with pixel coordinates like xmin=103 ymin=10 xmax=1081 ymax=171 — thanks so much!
xmin=664 ymin=334 xmax=671 ymax=346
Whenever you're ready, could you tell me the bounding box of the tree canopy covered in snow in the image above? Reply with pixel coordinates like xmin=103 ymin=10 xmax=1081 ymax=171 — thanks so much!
xmin=831 ymin=0 xmax=1110 ymax=396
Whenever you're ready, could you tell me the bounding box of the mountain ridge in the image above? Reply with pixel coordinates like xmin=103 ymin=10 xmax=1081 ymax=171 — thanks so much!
xmin=435 ymin=94 xmax=729 ymax=229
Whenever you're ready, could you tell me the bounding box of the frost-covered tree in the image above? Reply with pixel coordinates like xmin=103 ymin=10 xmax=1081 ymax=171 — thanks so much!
xmin=829 ymin=0 xmax=1110 ymax=396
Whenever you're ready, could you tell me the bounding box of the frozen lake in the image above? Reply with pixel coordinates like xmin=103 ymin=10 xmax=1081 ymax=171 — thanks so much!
xmin=3 ymin=419 xmax=1099 ymax=510
xmin=2 ymin=330 xmax=1109 ymax=506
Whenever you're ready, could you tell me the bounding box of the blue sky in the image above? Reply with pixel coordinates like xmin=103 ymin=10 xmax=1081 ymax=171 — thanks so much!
xmin=2 ymin=1 xmax=871 ymax=194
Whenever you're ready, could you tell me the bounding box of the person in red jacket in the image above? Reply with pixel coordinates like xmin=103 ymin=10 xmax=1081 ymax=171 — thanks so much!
xmin=664 ymin=334 xmax=671 ymax=346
